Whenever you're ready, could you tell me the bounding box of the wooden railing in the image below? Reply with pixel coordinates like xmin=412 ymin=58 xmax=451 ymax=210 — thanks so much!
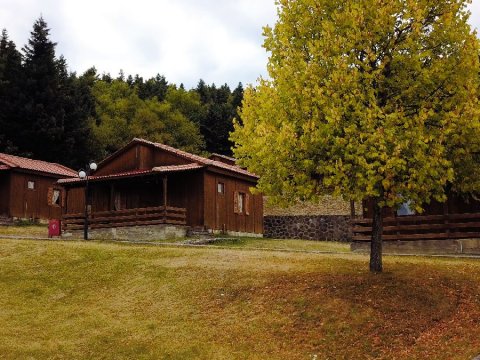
xmin=353 ymin=213 xmax=480 ymax=241
xmin=62 ymin=206 xmax=187 ymax=231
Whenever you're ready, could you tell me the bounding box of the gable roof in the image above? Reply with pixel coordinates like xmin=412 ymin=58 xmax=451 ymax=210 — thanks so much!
xmin=209 ymin=153 xmax=237 ymax=166
xmin=58 ymin=164 xmax=205 ymax=184
xmin=0 ymin=153 xmax=77 ymax=177
xmin=99 ymin=138 xmax=258 ymax=179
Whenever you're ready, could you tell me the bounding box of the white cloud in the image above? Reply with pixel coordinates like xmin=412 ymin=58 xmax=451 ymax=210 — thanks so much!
xmin=468 ymin=1 xmax=480 ymax=32
xmin=55 ymin=0 xmax=278 ymax=88
xmin=0 ymin=1 xmax=478 ymax=89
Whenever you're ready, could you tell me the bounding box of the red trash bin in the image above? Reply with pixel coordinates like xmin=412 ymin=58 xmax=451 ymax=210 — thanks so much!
xmin=48 ymin=219 xmax=61 ymax=238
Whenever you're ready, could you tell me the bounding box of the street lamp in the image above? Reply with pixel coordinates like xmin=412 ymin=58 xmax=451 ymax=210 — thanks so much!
xmin=78 ymin=161 xmax=97 ymax=240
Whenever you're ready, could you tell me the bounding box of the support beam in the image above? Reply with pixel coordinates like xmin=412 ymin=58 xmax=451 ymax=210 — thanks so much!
xmin=163 ymin=176 xmax=167 ymax=217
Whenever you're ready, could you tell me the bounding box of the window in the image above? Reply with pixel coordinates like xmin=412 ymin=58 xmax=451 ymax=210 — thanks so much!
xmin=234 ymin=191 xmax=250 ymax=215
xmin=48 ymin=187 xmax=62 ymax=207
xmin=397 ymin=201 xmax=414 ymax=216
xmin=238 ymin=192 xmax=245 ymax=213
xmin=217 ymin=182 xmax=225 ymax=194
xmin=52 ymin=190 xmax=61 ymax=206
xmin=27 ymin=181 xmax=35 ymax=190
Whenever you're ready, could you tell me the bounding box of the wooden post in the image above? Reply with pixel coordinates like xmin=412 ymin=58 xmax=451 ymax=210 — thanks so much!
xmin=395 ymin=213 xmax=400 ymax=242
xmin=109 ymin=184 xmax=115 ymax=211
xmin=444 ymin=200 xmax=450 ymax=238
xmin=350 ymin=200 xmax=355 ymax=218
xmin=163 ymin=176 xmax=167 ymax=221
xmin=62 ymin=188 xmax=68 ymax=232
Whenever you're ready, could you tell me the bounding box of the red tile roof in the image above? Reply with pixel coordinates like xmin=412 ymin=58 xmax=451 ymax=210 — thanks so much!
xmin=0 ymin=153 xmax=77 ymax=177
xmin=152 ymin=163 xmax=204 ymax=172
xmin=131 ymin=138 xmax=258 ymax=179
xmin=210 ymin=153 xmax=236 ymax=162
xmin=0 ymin=164 xmax=10 ymax=171
xmin=58 ymin=164 xmax=205 ymax=184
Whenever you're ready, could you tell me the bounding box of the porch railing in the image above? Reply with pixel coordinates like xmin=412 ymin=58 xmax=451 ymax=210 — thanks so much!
xmin=62 ymin=206 xmax=187 ymax=231
xmin=353 ymin=212 xmax=480 ymax=241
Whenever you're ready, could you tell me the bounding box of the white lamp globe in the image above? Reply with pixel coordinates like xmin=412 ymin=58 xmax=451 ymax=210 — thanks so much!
xmin=89 ymin=162 xmax=97 ymax=171
xmin=78 ymin=170 xmax=87 ymax=179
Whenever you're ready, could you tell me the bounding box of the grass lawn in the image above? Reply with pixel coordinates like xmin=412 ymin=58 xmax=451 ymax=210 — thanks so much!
xmin=0 ymin=239 xmax=479 ymax=359
xmin=0 ymin=224 xmax=47 ymax=237
xmin=209 ymin=237 xmax=351 ymax=252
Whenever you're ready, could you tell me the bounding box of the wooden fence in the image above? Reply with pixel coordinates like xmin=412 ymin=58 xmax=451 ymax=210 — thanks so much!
xmin=62 ymin=206 xmax=187 ymax=231
xmin=353 ymin=213 xmax=480 ymax=241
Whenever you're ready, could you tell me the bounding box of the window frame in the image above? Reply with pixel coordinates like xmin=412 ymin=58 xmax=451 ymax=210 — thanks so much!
xmin=52 ymin=189 xmax=61 ymax=207
xmin=217 ymin=182 xmax=225 ymax=195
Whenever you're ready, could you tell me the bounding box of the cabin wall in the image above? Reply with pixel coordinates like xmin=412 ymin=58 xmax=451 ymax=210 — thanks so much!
xmin=204 ymin=171 xmax=263 ymax=234
xmin=95 ymin=144 xmax=193 ymax=177
xmin=152 ymin=148 xmax=191 ymax=166
xmin=167 ymin=171 xmax=204 ymax=227
xmin=7 ymin=172 xmax=63 ymax=220
xmin=362 ymin=194 xmax=480 ymax=219
xmin=0 ymin=172 xmax=10 ymax=216
xmin=95 ymin=145 xmax=142 ymax=176
xmin=65 ymin=187 xmax=85 ymax=215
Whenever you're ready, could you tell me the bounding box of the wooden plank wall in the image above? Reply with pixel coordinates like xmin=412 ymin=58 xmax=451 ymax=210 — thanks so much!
xmin=65 ymin=187 xmax=85 ymax=215
xmin=95 ymin=144 xmax=193 ymax=177
xmin=0 ymin=172 xmax=10 ymax=216
xmin=362 ymin=194 xmax=480 ymax=219
xmin=168 ymin=171 xmax=204 ymax=227
xmin=8 ymin=172 xmax=63 ymax=220
xmin=95 ymin=146 xmax=140 ymax=176
xmin=204 ymin=171 xmax=263 ymax=234
xmin=152 ymin=147 xmax=191 ymax=166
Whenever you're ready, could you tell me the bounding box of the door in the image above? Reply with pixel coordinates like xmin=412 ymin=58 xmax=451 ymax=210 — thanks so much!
xmin=24 ymin=179 xmax=39 ymax=218
xmin=215 ymin=181 xmax=226 ymax=231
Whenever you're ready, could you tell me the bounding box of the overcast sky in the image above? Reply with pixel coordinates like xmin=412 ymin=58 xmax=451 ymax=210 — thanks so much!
xmin=1 ymin=0 xmax=479 ymax=89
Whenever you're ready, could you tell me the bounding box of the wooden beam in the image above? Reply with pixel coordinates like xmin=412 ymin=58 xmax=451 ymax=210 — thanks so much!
xmin=162 ymin=176 xmax=167 ymax=218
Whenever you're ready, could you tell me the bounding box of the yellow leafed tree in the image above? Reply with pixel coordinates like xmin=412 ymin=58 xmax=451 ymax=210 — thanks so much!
xmin=231 ymin=0 xmax=480 ymax=272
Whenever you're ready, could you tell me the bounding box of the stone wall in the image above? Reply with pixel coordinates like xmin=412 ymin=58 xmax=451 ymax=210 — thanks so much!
xmin=264 ymin=215 xmax=352 ymax=242
xmin=63 ymin=224 xmax=188 ymax=241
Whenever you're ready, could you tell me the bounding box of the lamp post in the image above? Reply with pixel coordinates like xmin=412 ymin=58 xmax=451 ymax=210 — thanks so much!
xmin=78 ymin=161 xmax=97 ymax=240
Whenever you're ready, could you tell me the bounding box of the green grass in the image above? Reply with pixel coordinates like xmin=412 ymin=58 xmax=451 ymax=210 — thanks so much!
xmin=0 ymin=224 xmax=47 ymax=237
xmin=0 ymin=238 xmax=479 ymax=359
xmin=210 ymin=237 xmax=351 ymax=252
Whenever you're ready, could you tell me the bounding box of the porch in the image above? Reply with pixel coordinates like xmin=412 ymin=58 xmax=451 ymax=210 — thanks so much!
xmin=62 ymin=205 xmax=187 ymax=231
xmin=353 ymin=212 xmax=480 ymax=241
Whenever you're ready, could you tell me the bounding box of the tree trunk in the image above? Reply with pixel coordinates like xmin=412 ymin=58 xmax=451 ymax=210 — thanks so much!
xmin=369 ymin=198 xmax=383 ymax=272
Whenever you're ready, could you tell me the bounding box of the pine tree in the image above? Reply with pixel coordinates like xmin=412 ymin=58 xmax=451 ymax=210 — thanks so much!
xmin=20 ymin=17 xmax=96 ymax=167
xmin=21 ymin=17 xmax=65 ymax=160
xmin=0 ymin=29 xmax=24 ymax=154
xmin=194 ymin=80 xmax=243 ymax=155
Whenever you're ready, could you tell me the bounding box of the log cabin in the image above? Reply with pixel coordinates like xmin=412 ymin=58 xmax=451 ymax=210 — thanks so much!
xmin=59 ymin=138 xmax=263 ymax=236
xmin=353 ymin=194 xmax=480 ymax=242
xmin=0 ymin=153 xmax=77 ymax=221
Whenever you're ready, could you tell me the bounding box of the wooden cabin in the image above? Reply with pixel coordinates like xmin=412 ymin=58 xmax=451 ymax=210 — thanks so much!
xmin=0 ymin=153 xmax=77 ymax=221
xmin=59 ymin=138 xmax=263 ymax=235
xmin=353 ymin=194 xmax=480 ymax=242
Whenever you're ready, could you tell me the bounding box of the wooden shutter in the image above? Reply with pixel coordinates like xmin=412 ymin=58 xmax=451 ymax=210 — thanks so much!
xmin=47 ymin=187 xmax=53 ymax=206
xmin=61 ymin=189 xmax=65 ymax=207
xmin=245 ymin=194 xmax=250 ymax=216
xmin=234 ymin=191 xmax=239 ymax=214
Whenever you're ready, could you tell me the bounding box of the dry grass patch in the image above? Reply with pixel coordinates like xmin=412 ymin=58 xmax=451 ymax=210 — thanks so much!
xmin=0 ymin=224 xmax=47 ymax=237
xmin=0 ymin=239 xmax=479 ymax=359
xmin=210 ymin=237 xmax=351 ymax=252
